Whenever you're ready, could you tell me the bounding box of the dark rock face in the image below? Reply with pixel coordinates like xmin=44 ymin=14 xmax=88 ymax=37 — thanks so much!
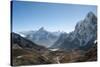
xmin=51 ymin=12 xmax=97 ymax=50
xmin=11 ymin=32 xmax=51 ymax=66
xmin=11 ymin=32 xmax=46 ymax=51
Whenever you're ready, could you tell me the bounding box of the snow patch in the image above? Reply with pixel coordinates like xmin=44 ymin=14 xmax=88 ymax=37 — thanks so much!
xmin=49 ymin=48 xmax=59 ymax=51
xmin=94 ymin=40 xmax=97 ymax=44
xmin=16 ymin=56 xmax=23 ymax=59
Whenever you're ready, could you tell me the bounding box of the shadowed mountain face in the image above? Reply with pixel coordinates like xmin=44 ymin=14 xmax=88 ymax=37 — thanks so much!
xmin=11 ymin=12 xmax=97 ymax=66
xmin=11 ymin=32 xmax=47 ymax=51
xmin=11 ymin=32 xmax=52 ymax=66
xmin=51 ymin=12 xmax=97 ymax=50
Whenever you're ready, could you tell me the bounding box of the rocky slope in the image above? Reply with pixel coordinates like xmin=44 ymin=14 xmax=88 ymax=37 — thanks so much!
xmin=11 ymin=32 xmax=52 ymax=66
xmin=51 ymin=12 xmax=97 ymax=50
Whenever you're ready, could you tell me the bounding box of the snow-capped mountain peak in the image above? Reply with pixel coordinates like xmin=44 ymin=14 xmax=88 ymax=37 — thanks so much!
xmin=18 ymin=27 xmax=61 ymax=48
xmin=51 ymin=12 xmax=97 ymax=50
xmin=86 ymin=11 xmax=96 ymax=18
xmin=38 ymin=27 xmax=45 ymax=31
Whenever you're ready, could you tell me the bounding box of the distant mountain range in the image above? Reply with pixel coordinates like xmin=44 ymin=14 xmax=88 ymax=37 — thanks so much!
xmin=11 ymin=12 xmax=97 ymax=66
xmin=18 ymin=12 xmax=97 ymax=50
xmin=19 ymin=27 xmax=62 ymax=47
xmin=11 ymin=32 xmax=47 ymax=51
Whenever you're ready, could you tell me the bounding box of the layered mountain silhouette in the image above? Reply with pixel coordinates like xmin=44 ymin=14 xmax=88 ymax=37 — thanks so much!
xmin=19 ymin=27 xmax=61 ymax=47
xmin=11 ymin=32 xmax=47 ymax=50
xmin=11 ymin=12 xmax=97 ymax=66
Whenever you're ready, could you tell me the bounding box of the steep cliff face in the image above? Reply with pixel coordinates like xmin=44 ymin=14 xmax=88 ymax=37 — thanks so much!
xmin=51 ymin=12 xmax=97 ymax=50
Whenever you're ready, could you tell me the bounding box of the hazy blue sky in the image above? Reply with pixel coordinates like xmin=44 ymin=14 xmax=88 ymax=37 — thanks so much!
xmin=12 ymin=1 xmax=97 ymax=33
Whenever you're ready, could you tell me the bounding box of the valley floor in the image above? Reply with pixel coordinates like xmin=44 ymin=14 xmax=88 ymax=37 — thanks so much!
xmin=11 ymin=43 xmax=97 ymax=66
